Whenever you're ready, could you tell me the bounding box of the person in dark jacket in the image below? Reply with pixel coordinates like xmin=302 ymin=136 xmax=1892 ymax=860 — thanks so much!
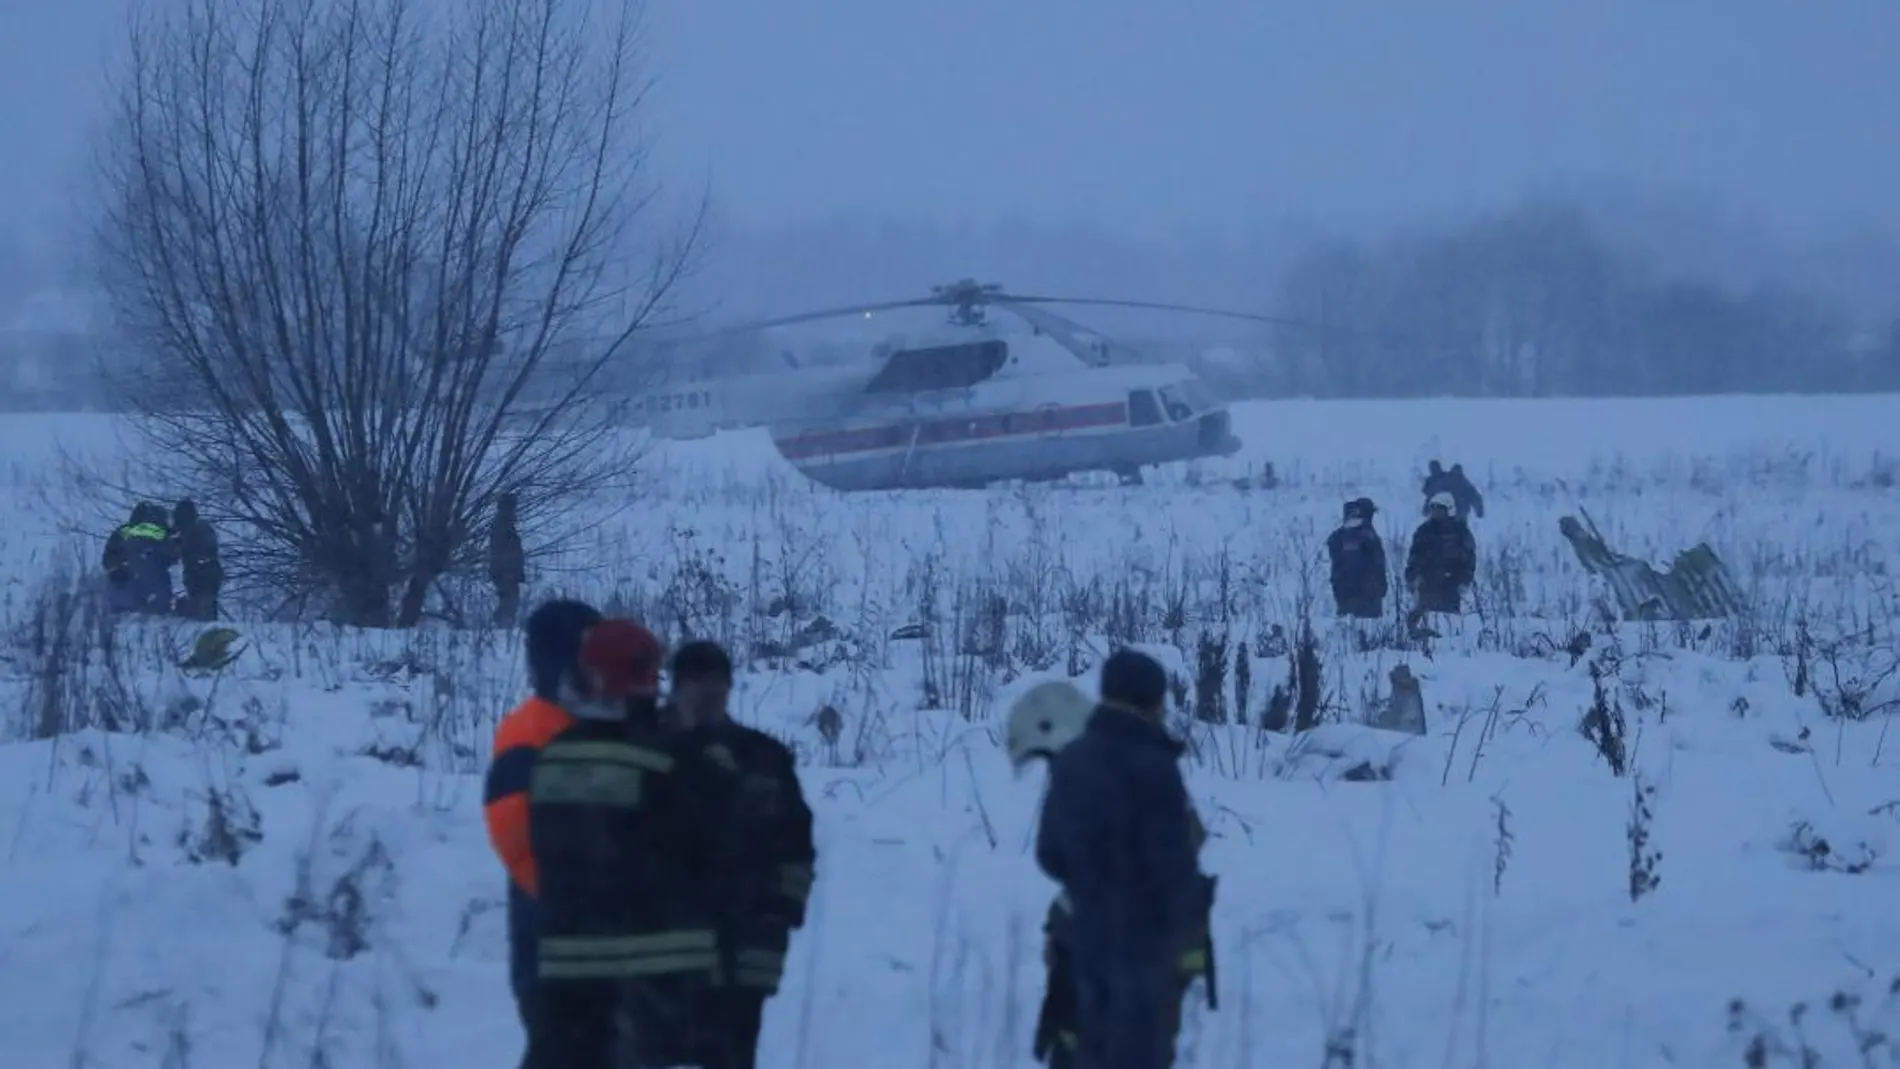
xmin=1326 ymin=497 xmax=1388 ymax=620
xmin=1036 ymin=649 xmax=1213 ymax=1069
xmin=483 ymin=599 xmax=599 ymax=1066
xmin=1008 ymin=680 xmax=1212 ymax=1069
xmin=1446 ymin=463 xmax=1484 ymax=521
xmin=1420 ymin=460 xmax=1451 ymax=511
xmin=665 ymin=640 xmax=817 ymax=1069
xmin=169 ymin=499 xmax=222 ymax=620
xmin=1405 ymin=492 xmax=1478 ymax=622
xmin=490 ymin=493 xmax=526 ymax=626
xmin=529 ymin=617 xmax=718 ymax=1069
xmin=1421 ymin=461 xmax=1484 ymax=521
xmin=103 ymin=503 xmax=176 ymax=614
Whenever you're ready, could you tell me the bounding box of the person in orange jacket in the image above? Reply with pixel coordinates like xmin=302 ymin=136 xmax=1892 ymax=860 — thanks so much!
xmin=484 ymin=598 xmax=602 ymax=1062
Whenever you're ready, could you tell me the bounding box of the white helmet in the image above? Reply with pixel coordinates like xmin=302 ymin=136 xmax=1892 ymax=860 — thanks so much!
xmin=1005 ymin=680 xmax=1095 ymax=768
xmin=1427 ymin=491 xmax=1456 ymax=512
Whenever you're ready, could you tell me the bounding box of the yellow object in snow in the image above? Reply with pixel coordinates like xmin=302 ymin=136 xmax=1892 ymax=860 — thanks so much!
xmin=180 ymin=627 xmax=243 ymax=673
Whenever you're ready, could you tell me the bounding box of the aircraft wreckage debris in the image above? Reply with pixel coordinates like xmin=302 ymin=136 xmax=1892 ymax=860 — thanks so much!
xmin=1559 ymin=512 xmax=1746 ymax=622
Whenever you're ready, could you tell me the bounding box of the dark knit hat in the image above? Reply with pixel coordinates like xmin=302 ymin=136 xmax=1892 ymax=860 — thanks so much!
xmin=524 ymin=599 xmax=602 ymax=699
xmin=1100 ymin=648 xmax=1167 ymax=711
xmin=670 ymin=640 xmax=734 ymax=685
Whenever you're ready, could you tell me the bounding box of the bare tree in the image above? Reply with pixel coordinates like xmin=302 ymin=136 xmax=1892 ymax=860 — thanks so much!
xmin=93 ymin=0 xmax=701 ymax=626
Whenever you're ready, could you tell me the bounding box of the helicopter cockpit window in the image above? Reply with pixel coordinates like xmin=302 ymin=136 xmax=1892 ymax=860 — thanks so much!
xmin=1178 ymin=379 xmax=1217 ymax=412
xmin=1157 ymin=386 xmax=1194 ymax=422
xmin=1127 ymin=389 xmax=1163 ymax=427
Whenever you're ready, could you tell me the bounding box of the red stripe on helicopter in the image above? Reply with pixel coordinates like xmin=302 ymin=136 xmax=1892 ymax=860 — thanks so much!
xmin=776 ymin=401 xmax=1129 ymax=460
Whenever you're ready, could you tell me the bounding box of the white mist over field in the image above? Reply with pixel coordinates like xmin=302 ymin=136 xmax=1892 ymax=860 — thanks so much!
xmin=1 ymin=394 xmax=1897 ymax=1069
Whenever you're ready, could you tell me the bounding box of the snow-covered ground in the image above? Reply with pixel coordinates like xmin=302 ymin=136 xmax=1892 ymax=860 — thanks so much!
xmin=2 ymin=395 xmax=1897 ymax=1069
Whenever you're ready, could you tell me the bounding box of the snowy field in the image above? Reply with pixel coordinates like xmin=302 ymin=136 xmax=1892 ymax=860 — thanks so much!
xmin=2 ymin=394 xmax=1898 ymax=1069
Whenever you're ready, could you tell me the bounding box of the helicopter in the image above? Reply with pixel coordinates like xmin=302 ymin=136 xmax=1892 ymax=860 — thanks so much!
xmin=629 ymin=279 xmax=1293 ymax=491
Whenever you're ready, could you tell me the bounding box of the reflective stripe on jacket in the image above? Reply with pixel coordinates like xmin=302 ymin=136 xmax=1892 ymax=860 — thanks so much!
xmin=540 ymin=929 xmax=719 ymax=980
xmin=528 ymin=721 xmax=717 ymax=986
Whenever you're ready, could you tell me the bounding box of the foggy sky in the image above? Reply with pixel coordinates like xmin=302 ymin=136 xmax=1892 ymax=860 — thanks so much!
xmin=652 ymin=0 xmax=1900 ymax=238
xmin=5 ymin=0 xmax=1898 ymax=263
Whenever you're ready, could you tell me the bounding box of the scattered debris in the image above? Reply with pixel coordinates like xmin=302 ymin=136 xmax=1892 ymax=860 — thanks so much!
xmin=178 ymin=626 xmax=244 ymax=674
xmin=1276 ymin=723 xmax=1417 ymax=782
xmin=756 ymin=615 xmax=841 ymax=657
xmin=1779 ymin=818 xmax=1881 ymax=874
xmin=1559 ymin=512 xmax=1745 ymax=621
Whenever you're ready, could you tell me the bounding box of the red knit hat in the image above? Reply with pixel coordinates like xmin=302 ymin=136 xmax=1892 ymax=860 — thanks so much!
xmin=578 ymin=619 xmax=666 ymax=697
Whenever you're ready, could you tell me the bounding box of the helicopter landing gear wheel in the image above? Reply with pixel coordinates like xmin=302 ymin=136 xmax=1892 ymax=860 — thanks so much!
xmin=1116 ymin=467 xmax=1145 ymax=487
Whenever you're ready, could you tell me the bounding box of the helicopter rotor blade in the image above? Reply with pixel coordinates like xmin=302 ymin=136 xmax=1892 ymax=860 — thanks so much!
xmin=693 ymin=297 xmax=950 ymax=338
xmin=993 ymin=294 xmax=1328 ymax=330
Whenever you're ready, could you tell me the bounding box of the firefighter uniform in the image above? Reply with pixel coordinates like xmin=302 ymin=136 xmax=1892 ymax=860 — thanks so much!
xmin=528 ymin=714 xmax=718 ymax=1068
xmin=673 ymin=719 xmax=817 ymax=1069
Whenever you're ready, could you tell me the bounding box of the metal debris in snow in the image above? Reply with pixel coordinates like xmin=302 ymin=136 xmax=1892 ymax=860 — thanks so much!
xmin=1559 ymin=512 xmax=1746 ymax=621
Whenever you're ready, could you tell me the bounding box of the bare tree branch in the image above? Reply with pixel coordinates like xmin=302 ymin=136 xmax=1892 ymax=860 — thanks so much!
xmin=93 ymin=0 xmax=703 ymax=626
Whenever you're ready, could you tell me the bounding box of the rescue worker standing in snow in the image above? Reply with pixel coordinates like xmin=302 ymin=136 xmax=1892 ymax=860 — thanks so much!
xmin=1035 ymin=650 xmax=1215 ymax=1069
xmin=490 ymin=492 xmax=526 ymax=626
xmin=1446 ymin=463 xmax=1485 ymax=521
xmin=665 ymin=640 xmax=817 ymax=1069
xmin=529 ymin=617 xmax=718 ymax=1068
xmin=483 ymin=599 xmax=601 ymax=1065
xmin=1420 ymin=460 xmax=1451 ymax=511
xmin=1010 ymin=679 xmax=1215 ymax=1069
xmin=102 ymin=503 xmax=176 ymax=614
xmin=169 ymin=499 xmax=222 ymax=620
xmin=1405 ymin=492 xmax=1478 ymax=630
xmin=1325 ymin=497 xmax=1388 ymax=620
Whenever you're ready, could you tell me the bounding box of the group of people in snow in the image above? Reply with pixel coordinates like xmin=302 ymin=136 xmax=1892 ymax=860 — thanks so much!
xmin=1325 ymin=459 xmax=1484 ymax=635
xmin=101 ymin=500 xmax=222 ymax=620
xmin=484 ymin=601 xmax=1204 ymax=1069
xmin=484 ymin=602 xmax=815 ymax=1069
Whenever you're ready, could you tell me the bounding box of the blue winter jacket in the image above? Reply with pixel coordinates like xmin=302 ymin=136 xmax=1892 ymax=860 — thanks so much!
xmin=1035 ymin=704 xmax=1208 ymax=1069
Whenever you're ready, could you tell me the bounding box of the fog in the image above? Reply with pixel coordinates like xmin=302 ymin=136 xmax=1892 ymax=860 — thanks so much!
xmin=3 ymin=0 xmax=1899 ymax=397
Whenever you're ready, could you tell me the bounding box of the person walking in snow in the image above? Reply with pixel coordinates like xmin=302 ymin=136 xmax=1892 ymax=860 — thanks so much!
xmin=1326 ymin=497 xmax=1388 ymax=620
xmin=1405 ymin=492 xmax=1478 ymax=631
xmin=1035 ymin=650 xmax=1215 ymax=1069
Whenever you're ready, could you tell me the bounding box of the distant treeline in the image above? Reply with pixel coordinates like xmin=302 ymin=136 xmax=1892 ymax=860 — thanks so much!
xmin=1251 ymin=199 xmax=1900 ymax=399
